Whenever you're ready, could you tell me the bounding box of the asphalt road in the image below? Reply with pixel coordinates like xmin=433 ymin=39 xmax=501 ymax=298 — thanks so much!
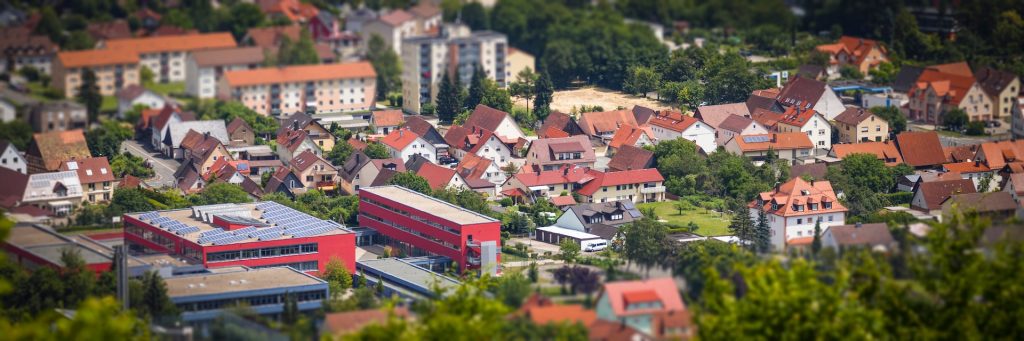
xmin=121 ymin=140 xmax=180 ymax=189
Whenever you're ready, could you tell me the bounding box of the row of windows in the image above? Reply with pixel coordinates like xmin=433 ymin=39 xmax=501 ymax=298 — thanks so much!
xmin=126 ymin=223 xmax=175 ymax=251
xmin=360 ymin=212 xmax=460 ymax=251
xmin=252 ymin=261 xmax=319 ymax=272
xmin=177 ymin=289 xmax=325 ymax=312
xmin=360 ymin=197 xmax=460 ymax=235
xmin=206 ymin=243 xmax=318 ymax=263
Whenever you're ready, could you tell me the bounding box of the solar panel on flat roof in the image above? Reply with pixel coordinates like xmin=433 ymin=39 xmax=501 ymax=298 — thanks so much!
xmin=138 ymin=212 xmax=159 ymax=220
xmin=176 ymin=226 xmax=200 ymax=235
xmin=742 ymin=135 xmax=770 ymax=143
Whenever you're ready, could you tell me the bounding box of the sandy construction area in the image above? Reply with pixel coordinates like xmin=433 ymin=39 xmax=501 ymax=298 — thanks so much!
xmin=514 ymin=87 xmax=673 ymax=113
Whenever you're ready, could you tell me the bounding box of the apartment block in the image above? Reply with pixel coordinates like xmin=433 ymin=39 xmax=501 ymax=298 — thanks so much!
xmin=53 ymin=49 xmax=140 ymax=97
xmin=185 ymin=46 xmax=265 ymax=99
xmin=102 ymin=33 xmax=237 ymax=83
xmin=401 ymin=24 xmax=507 ymax=114
xmin=221 ymin=62 xmax=377 ymax=116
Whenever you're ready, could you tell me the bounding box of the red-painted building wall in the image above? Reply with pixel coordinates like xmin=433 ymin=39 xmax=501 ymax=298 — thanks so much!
xmin=1 ymin=244 xmax=111 ymax=274
xmin=123 ymin=214 xmax=356 ymax=275
xmin=358 ymin=190 xmax=501 ymax=271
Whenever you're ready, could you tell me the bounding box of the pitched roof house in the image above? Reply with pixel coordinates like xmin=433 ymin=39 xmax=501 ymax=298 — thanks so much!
xmin=538 ymin=111 xmax=584 ymax=138
xmin=694 ymin=103 xmax=750 ymax=130
xmin=941 ymin=191 xmax=1017 ymax=221
xmin=895 ymin=131 xmax=946 ymax=168
xmin=775 ymin=76 xmax=845 ymax=120
xmin=444 ymin=126 xmax=517 ymax=168
xmin=554 ymin=200 xmax=645 ymax=240
xmin=724 ymin=132 xmax=814 ymax=166
xmin=26 ymin=129 xmax=91 ymax=173
xmin=577 ymin=168 xmax=666 ymax=204
xmin=0 ymin=140 xmax=26 ymax=174
xmin=975 ymin=140 xmax=1024 ymax=171
xmin=278 ymin=112 xmax=335 ymax=152
xmin=162 ymin=120 xmax=229 ymax=159
xmin=749 ymin=177 xmax=847 ymax=250
xmin=338 ymin=151 xmax=404 ymax=195
xmin=833 ymin=107 xmax=889 ymax=143
xmin=21 ymin=170 xmax=83 ymax=216
xmin=226 ymin=117 xmax=255 ymax=146
xmin=595 ymin=278 xmax=691 ymax=338
xmin=276 ymin=129 xmax=322 ymax=165
xmin=911 ymin=178 xmax=976 ymax=213
xmin=0 ymin=167 xmax=29 ymax=209
xmin=289 ymin=150 xmax=337 ymax=192
xmin=525 ymin=135 xmax=596 ymax=171
xmin=715 ymin=114 xmax=768 ymax=148
xmin=829 ymin=141 xmax=904 ymax=166
xmin=974 ymin=67 xmax=1020 ymax=120
xmin=502 ymin=165 xmax=593 ymax=201
xmin=647 ymin=110 xmax=717 ymax=154
xmin=59 ymin=157 xmax=115 ymax=204
xmin=463 ymin=104 xmax=526 ymax=142
xmin=607 ymin=145 xmax=655 ymax=172
xmin=821 ymin=222 xmax=897 ymax=252
xmin=264 ymin=168 xmax=304 ymax=199
xmin=380 ymin=128 xmax=436 ymax=164
xmin=115 ymin=84 xmax=169 ymax=119
xmin=607 ymin=125 xmax=654 ymax=154
xmin=815 ymin=36 xmax=889 ymax=76
xmin=415 ymin=162 xmax=465 ymax=190
xmin=579 ymin=109 xmax=638 ymax=139
xmin=370 ymin=110 xmax=404 ymax=135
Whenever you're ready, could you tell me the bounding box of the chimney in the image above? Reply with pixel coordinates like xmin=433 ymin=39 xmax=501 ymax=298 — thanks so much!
xmin=810 ymin=179 xmax=815 ymax=187
xmin=855 ymin=222 xmax=862 ymax=228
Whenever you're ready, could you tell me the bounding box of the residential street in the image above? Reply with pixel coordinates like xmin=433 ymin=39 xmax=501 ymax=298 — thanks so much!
xmin=121 ymin=140 xmax=180 ymax=189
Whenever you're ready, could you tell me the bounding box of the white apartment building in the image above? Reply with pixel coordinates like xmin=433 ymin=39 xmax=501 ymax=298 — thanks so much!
xmin=102 ymin=33 xmax=237 ymax=83
xmin=749 ymin=177 xmax=848 ymax=250
xmin=401 ymin=24 xmax=507 ymax=114
xmin=185 ymin=46 xmax=265 ymax=99
xmin=220 ymin=62 xmax=377 ymax=116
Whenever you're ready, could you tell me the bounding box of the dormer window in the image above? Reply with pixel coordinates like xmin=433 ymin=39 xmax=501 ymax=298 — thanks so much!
xmin=808 ymin=203 xmax=818 ymax=210
xmin=823 ymin=202 xmax=832 ymax=209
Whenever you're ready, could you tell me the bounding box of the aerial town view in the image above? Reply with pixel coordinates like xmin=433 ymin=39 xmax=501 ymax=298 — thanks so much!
xmin=0 ymin=0 xmax=1022 ymax=339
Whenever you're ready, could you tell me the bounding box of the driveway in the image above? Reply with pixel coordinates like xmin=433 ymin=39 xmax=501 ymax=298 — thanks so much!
xmin=121 ymin=140 xmax=180 ymax=189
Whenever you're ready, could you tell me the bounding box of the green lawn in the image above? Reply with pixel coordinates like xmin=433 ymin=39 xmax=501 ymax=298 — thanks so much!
xmin=100 ymin=96 xmax=117 ymax=112
xmin=501 ymin=251 xmax=528 ymax=264
xmin=146 ymin=81 xmax=185 ymax=96
xmin=638 ymin=201 xmax=732 ymax=236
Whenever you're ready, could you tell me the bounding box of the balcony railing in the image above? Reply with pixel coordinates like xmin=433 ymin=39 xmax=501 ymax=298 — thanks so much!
xmin=640 ymin=185 xmax=666 ymax=194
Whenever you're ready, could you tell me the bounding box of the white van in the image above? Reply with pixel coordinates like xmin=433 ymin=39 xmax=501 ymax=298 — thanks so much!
xmin=583 ymin=239 xmax=608 ymax=252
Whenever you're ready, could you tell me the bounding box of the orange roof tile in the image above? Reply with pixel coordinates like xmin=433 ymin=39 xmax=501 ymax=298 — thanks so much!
xmin=600 ymin=278 xmax=684 ymax=317
xmin=371 ymin=110 xmax=404 ymax=127
xmin=608 ymin=124 xmax=651 ymax=149
xmin=416 ymin=163 xmax=457 ymax=190
xmin=224 ymin=61 xmax=376 ymax=87
xmin=732 ymin=133 xmax=813 ymax=152
xmin=942 ymin=161 xmax=990 ymax=174
xmin=831 ymin=141 xmax=904 ymax=166
xmin=379 ymin=128 xmax=420 ymax=151
xmin=579 ymin=109 xmax=637 ymax=136
xmin=104 ymin=32 xmax=236 ymax=54
xmin=648 ymin=111 xmax=699 ymax=133
xmin=578 ymin=168 xmax=664 ymax=196
xmin=750 ymin=177 xmax=847 ymax=217
xmin=895 ymin=131 xmax=946 ymax=167
xmin=58 ymin=49 xmax=139 ymax=68
xmin=524 ymin=304 xmax=597 ymax=326
xmin=978 ymin=140 xmax=1024 ymax=170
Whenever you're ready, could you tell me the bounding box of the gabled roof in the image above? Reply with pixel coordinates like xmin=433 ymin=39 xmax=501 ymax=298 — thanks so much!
xmin=600 ymin=278 xmax=684 ymax=317
xmin=750 ymin=108 xmax=787 ymax=130
xmin=371 ymin=158 xmax=406 ymax=173
xmin=579 ymin=110 xmax=638 ymax=136
xmin=224 ymin=62 xmax=376 ymax=87
xmin=59 ymin=157 xmax=114 ymax=184
xmin=977 ymin=140 xmax=1024 ymax=170
xmin=648 ymin=111 xmax=701 ymax=133
xmin=825 ymin=223 xmax=895 ymax=247
xmin=409 ymin=2 xmax=442 ymax=18
xmin=150 ymin=104 xmax=194 ymax=132
xmin=416 ymin=163 xmax=457 ymax=190
xmin=188 ymin=134 xmax=226 ymax=164
xmin=28 ymin=130 xmax=92 ymax=171
xmin=750 ymin=177 xmax=847 ymax=217
xmin=929 ymin=61 xmax=973 ymax=77
xmin=265 ymin=168 xmax=301 ymax=194
xmin=942 ymin=161 xmax=990 ymax=174
xmin=717 ymin=114 xmax=757 ymax=133
xmin=915 ymin=179 xmax=976 ymax=209
xmin=277 ymin=129 xmax=311 ymax=153
xmin=371 ymin=110 xmax=404 ymax=127
xmin=348 ymin=137 xmax=368 ymax=151
xmin=339 ymin=151 xmax=372 ymax=182
xmin=776 ymin=76 xmax=828 ymax=108
xmin=608 ymin=125 xmax=652 ymax=149
xmin=776 ymin=105 xmax=822 ymax=129
xmin=831 ymin=141 xmax=904 ymax=166
xmin=895 ymin=131 xmax=946 ymax=167
xmin=58 ymin=49 xmax=140 ymax=68
xmin=578 ymin=169 xmax=664 ymax=196
xmin=943 ymin=192 xmax=1017 ymax=213
xmin=607 ymin=145 xmax=654 ymax=172
xmin=290 ymin=150 xmax=332 ymax=173
xmin=455 ymin=153 xmax=492 ymax=181
xmin=730 ymin=133 xmax=813 ymax=152
xmin=226 ymin=117 xmax=252 ymax=136
xmin=403 ymin=116 xmax=446 ymax=146
xmin=379 ymin=128 xmax=421 ymax=151
xmin=115 ymin=84 xmax=156 ymax=101
xmin=789 ymin=163 xmax=828 ymax=180
xmin=835 ymin=36 xmax=887 ymax=67
xmin=22 ymin=170 xmax=82 ymax=203
xmin=377 ymin=9 xmax=415 ymax=26
xmin=464 ymin=104 xmax=514 ymax=135
xmin=695 ymin=103 xmax=750 ymax=128
xmin=746 ymin=92 xmax=784 ymax=114
xmin=632 ymin=105 xmax=658 ymax=125
xmin=526 ymin=135 xmax=596 ymax=166
xmin=797 ymin=64 xmax=827 ymax=79
xmin=443 ymin=125 xmax=471 ymax=150
xmin=893 ymin=66 xmax=926 ymax=93
xmin=538 ymin=111 xmax=582 ymax=138
xmin=0 ymin=167 xmax=28 ymax=208
xmin=278 ymin=112 xmax=319 ymax=134
xmin=369 ymin=169 xmax=400 ymax=187
xmin=913 ymin=63 xmax=977 ymax=106
xmin=943 ymin=145 xmax=979 ymax=163
xmin=833 ymin=107 xmax=882 ymax=126
xmin=165 ymin=120 xmax=228 ymax=149
xmin=104 ymin=32 xmax=236 ymax=54
xmin=245 ymin=25 xmax=301 ymax=49
xmin=191 ymin=46 xmax=265 ymax=67
xmin=404 ymin=154 xmax=432 ymax=173
xmin=513 ymin=165 xmax=593 ymax=187
xmin=974 ymin=67 xmax=1018 ymax=97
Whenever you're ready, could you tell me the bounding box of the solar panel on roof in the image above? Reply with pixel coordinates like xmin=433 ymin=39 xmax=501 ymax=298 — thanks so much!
xmin=176 ymin=226 xmax=200 ymax=235
xmin=742 ymin=135 xmax=770 ymax=143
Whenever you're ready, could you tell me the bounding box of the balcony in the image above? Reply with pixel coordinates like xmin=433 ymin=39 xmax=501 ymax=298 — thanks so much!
xmin=640 ymin=185 xmax=666 ymax=194
xmin=316 ymin=181 xmax=336 ymax=190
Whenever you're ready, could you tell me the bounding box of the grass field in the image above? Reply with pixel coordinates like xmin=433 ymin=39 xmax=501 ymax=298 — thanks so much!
xmin=638 ymin=201 xmax=732 ymax=236
xmin=146 ymin=81 xmax=185 ymax=96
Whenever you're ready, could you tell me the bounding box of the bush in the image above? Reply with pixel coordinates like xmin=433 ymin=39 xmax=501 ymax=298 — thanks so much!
xmin=840 ymin=65 xmax=864 ymax=79
xmin=882 ymin=192 xmax=913 ymax=205
xmin=965 ymin=121 xmax=986 ymax=136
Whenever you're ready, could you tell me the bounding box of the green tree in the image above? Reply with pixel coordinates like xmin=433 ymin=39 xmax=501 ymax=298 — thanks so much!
xmin=509 ymin=68 xmax=537 ymax=112
xmin=192 ymin=100 xmax=279 ymax=138
xmin=139 ymin=271 xmax=178 ymax=320
xmin=869 ymin=62 xmax=898 ymax=84
xmin=140 ymin=66 xmax=155 ymax=85
xmin=77 ymin=69 xmax=103 ymax=122
xmin=465 ymin=64 xmax=487 ymax=111
xmin=942 ymin=108 xmax=969 ymax=131
xmin=621 ymin=218 xmax=667 ymax=276
xmin=189 ymin=183 xmax=253 ymax=205
xmin=64 ymin=30 xmax=96 ymax=51
xmin=324 ymin=141 xmax=355 ymax=165
xmin=755 ymin=210 xmax=771 ymax=253
xmin=559 ymin=238 xmax=580 ymax=263
xmin=110 ymin=153 xmax=154 ymax=178
xmin=623 ymin=65 xmax=660 ymax=97
xmin=677 ymin=79 xmax=704 ymax=110
xmin=811 ymin=221 xmax=823 ymax=255
xmin=435 ymin=69 xmax=463 ymax=123
xmin=367 ymin=34 xmax=401 ymax=100
xmin=86 ymin=121 xmax=134 ymax=157
xmin=106 ymin=188 xmax=157 ymax=217
xmin=728 ymin=209 xmax=756 ymax=248
xmin=276 ymin=29 xmax=319 ymax=66
xmin=322 ymin=257 xmax=353 ymax=299
xmin=532 ymin=69 xmax=554 ymax=121
xmin=0 ymin=120 xmax=35 ymax=150
xmin=34 ymin=7 xmax=64 ymax=45
xmin=480 ymin=79 xmax=514 ymax=113
xmin=869 ymin=106 xmax=906 ymax=136
xmin=363 ymin=142 xmax=390 ymax=159
xmin=493 ymin=272 xmax=531 ymax=308
xmin=227 ymin=2 xmax=267 ymax=39
xmin=840 ymin=65 xmax=865 ymax=79
xmin=387 ymin=172 xmax=432 ymax=194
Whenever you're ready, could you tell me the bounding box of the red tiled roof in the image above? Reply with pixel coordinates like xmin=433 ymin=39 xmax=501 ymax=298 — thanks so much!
xmin=600 ymin=278 xmax=684 ymax=317
xmin=943 ymin=161 xmax=990 ymax=174
xmin=977 ymin=140 xmax=1024 ymax=170
xmin=648 ymin=111 xmax=699 ymax=133
xmin=549 ymin=195 xmax=576 ymax=207
xmin=379 ymin=128 xmax=420 ymax=151
xmin=540 ymin=126 xmax=569 ymax=139
xmin=776 ymin=106 xmax=820 ymax=128
xmin=835 ymin=36 xmax=887 ymax=67
xmin=731 ymin=133 xmax=813 ymax=152
xmin=943 ymin=145 xmax=979 ymax=163
xmin=59 ymin=157 xmax=115 ymax=184
xmin=513 ymin=165 xmax=592 ymax=187
xmin=929 ymin=61 xmax=973 ymax=77
xmin=29 ymin=129 xmax=92 ymax=171
xmin=464 ymin=105 xmax=513 ymax=136
xmin=0 ymin=167 xmax=28 ymax=209
xmin=831 ymin=141 xmax=904 ymax=166
xmin=579 ymin=110 xmax=638 ymax=136
xmin=776 ymin=76 xmax=827 ymax=108
xmin=914 ymin=64 xmax=976 ymax=107
xmin=58 ymin=49 xmax=139 ymax=68
xmin=277 ymin=129 xmax=310 ymax=152
xmin=348 ymin=137 xmax=368 ymax=151
xmin=246 ymin=25 xmax=301 ymax=49
xmin=290 ymin=150 xmax=331 ymax=172
xmin=104 ymin=32 xmax=236 ymax=54
xmin=455 ymin=153 xmax=492 ymax=180
xmin=750 ymin=108 xmax=787 ymax=130
xmin=915 ymin=179 xmax=976 ymax=210
xmin=523 ymin=304 xmax=596 ymax=326
xmin=607 ymin=145 xmax=654 ymax=172
xmin=695 ymin=102 xmax=750 ymax=128
xmin=750 ymin=177 xmax=847 ymax=217
xmin=371 ymin=110 xmax=404 ymax=127
xmin=226 ymin=117 xmax=251 ymax=135
xmin=224 ymin=61 xmax=376 ymax=87
xmin=895 ymin=131 xmax=946 ymax=167
xmin=322 ymin=308 xmax=409 ymax=335
xmin=578 ymin=168 xmax=664 ymax=196
xmin=416 ymin=163 xmax=457 ymax=190
xmin=833 ymin=107 xmax=879 ymax=126
xmin=378 ymin=9 xmax=415 ymax=26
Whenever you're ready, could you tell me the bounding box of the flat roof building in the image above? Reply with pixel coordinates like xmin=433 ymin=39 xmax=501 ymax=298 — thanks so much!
xmin=165 ymin=266 xmax=328 ymax=324
xmin=123 ymin=201 xmax=356 ymax=274
xmin=358 ymin=186 xmax=501 ymax=274
xmin=357 ymin=257 xmax=460 ymax=300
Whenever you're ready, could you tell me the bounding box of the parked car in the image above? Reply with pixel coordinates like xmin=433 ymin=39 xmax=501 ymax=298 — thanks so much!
xmin=583 ymin=240 xmax=608 ymax=252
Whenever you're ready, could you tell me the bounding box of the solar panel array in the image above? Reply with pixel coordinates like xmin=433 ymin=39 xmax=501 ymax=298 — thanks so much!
xmin=256 ymin=201 xmax=344 ymax=240
xmin=742 ymin=135 xmax=771 ymax=143
xmin=138 ymin=212 xmax=159 ymax=220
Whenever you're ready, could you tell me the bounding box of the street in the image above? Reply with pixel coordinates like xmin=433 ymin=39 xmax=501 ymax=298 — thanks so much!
xmin=121 ymin=140 xmax=180 ymax=189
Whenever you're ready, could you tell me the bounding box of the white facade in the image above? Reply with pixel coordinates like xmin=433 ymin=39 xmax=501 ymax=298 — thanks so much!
xmin=814 ymin=87 xmax=846 ymax=120
xmin=362 ymin=19 xmax=417 ymax=56
xmin=150 ymin=114 xmax=185 ymax=150
xmin=750 ymin=207 xmax=846 ymax=250
xmin=473 ymin=135 xmax=514 ymax=168
xmin=401 ymin=25 xmax=508 ymax=114
xmin=117 ymin=90 xmax=166 ymax=118
xmin=0 ymin=142 xmax=26 ymax=174
xmin=0 ymin=99 xmax=15 ymax=122
xmin=649 ymin=122 xmax=717 ymax=154
xmin=388 ymin=136 xmax=437 ymax=164
xmin=138 ymin=52 xmax=189 ymax=83
xmin=225 ymin=76 xmax=376 ymax=116
xmin=716 ymin=122 xmax=768 ymax=147
xmin=279 ymin=139 xmax=321 ymax=166
xmin=778 ymin=112 xmax=833 ymax=151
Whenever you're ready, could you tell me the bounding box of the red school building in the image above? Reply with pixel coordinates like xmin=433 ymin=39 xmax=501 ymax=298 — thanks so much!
xmin=123 ymin=201 xmax=356 ymax=274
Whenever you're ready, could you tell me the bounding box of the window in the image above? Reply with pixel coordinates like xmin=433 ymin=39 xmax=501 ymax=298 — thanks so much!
xmin=797 ymin=218 xmax=803 ymax=224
